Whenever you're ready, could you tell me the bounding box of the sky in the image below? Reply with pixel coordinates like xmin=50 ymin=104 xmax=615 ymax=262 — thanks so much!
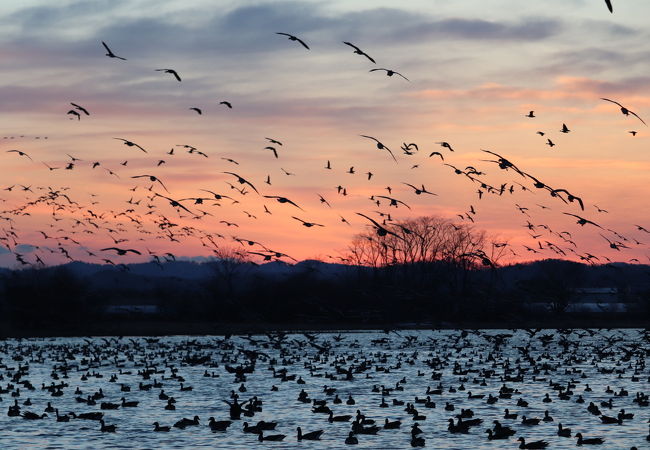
xmin=1 ymin=0 xmax=649 ymax=268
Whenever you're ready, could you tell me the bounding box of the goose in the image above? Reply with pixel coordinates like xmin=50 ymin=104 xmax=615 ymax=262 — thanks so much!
xmin=297 ymin=427 xmax=323 ymax=440
xmin=329 ymin=411 xmax=352 ymax=422
xmin=517 ymin=437 xmax=549 ymax=449
xmin=521 ymin=416 xmax=540 ymax=425
xmin=121 ymin=397 xmax=138 ymax=407
xmin=99 ymin=419 xmax=117 ymax=432
xmin=575 ymin=433 xmax=604 ymax=445
xmin=504 ymin=409 xmax=518 ymax=419
xmin=486 ymin=429 xmax=509 ymax=440
xmin=208 ymin=417 xmax=231 ymax=431
xmin=258 ymin=431 xmax=286 ymax=442
xmin=345 ymin=431 xmax=358 ymax=445
xmin=174 ymin=416 xmax=200 ymax=428
xmin=557 ymin=423 xmax=571 ymax=437
xmin=384 ymin=418 xmax=401 ymax=429
xmin=542 ymin=410 xmax=553 ymax=422
xmin=153 ymin=422 xmax=170 ymax=432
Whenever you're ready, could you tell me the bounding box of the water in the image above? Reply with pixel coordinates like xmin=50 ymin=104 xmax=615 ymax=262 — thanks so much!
xmin=0 ymin=329 xmax=648 ymax=449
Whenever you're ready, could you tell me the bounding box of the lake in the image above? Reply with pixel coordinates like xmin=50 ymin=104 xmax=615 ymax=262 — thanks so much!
xmin=0 ymin=329 xmax=648 ymax=448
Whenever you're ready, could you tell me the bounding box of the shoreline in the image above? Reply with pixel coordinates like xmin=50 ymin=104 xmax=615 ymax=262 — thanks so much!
xmin=1 ymin=315 xmax=647 ymax=338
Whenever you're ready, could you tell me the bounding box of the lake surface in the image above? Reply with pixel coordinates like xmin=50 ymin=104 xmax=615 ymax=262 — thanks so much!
xmin=0 ymin=329 xmax=648 ymax=449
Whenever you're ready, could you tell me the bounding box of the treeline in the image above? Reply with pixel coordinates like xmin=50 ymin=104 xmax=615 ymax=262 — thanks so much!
xmin=1 ymin=215 xmax=649 ymax=333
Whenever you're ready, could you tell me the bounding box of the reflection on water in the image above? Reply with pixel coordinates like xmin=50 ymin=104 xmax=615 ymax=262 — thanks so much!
xmin=0 ymin=329 xmax=648 ymax=449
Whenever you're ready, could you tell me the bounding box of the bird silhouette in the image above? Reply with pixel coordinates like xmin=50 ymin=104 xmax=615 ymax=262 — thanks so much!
xmin=114 ymin=138 xmax=148 ymax=153
xmin=369 ymin=68 xmax=409 ymax=81
xmin=101 ymin=41 xmax=126 ymax=60
xmin=276 ymin=32 xmax=309 ymax=49
xmin=601 ymin=98 xmax=646 ymax=125
xmin=343 ymin=42 xmax=375 ymax=63
xmin=155 ymin=69 xmax=181 ymax=81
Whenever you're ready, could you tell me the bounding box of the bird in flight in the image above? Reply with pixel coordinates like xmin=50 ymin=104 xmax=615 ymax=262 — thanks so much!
xmin=560 ymin=123 xmax=570 ymax=133
xmin=563 ymin=213 xmax=603 ymax=228
xmin=605 ymin=0 xmax=613 ymax=13
xmin=265 ymin=146 xmax=278 ymax=158
xmin=356 ymin=213 xmax=402 ymax=239
xmin=360 ymin=135 xmax=397 ymax=162
xmin=265 ymin=137 xmax=282 ymax=146
xmin=114 ymin=138 xmax=148 ymax=153
xmin=131 ymin=175 xmax=170 ymax=193
xmin=264 ymin=195 xmax=304 ymax=210
xmin=342 ymin=42 xmax=375 ymax=63
xmin=102 ymin=41 xmax=126 ymax=60
xmin=276 ymin=32 xmax=309 ymax=49
xmin=601 ymin=98 xmax=647 ymax=125
xmin=155 ymin=69 xmax=181 ymax=82
xmin=101 ymin=247 xmax=141 ymax=256
xmin=6 ymin=150 xmax=33 ymax=161
xmin=526 ymin=111 xmax=535 ymax=118
xmin=67 ymin=110 xmax=81 ymax=120
xmin=292 ymin=216 xmax=324 ymax=227
xmin=222 ymin=172 xmax=259 ymax=194
xmin=189 ymin=107 xmax=202 ymax=115
xmin=219 ymin=101 xmax=232 ymax=109
xmin=70 ymin=102 xmax=90 ymax=116
xmin=369 ymin=68 xmax=409 ymax=81
xmin=435 ymin=141 xmax=454 ymax=152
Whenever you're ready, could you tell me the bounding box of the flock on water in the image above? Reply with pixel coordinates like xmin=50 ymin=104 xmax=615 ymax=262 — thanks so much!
xmin=1 ymin=329 xmax=649 ymax=447
xmin=1 ymin=1 xmax=648 ymax=270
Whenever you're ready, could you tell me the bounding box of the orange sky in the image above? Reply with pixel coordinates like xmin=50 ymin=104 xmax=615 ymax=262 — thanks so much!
xmin=1 ymin=0 xmax=649 ymax=267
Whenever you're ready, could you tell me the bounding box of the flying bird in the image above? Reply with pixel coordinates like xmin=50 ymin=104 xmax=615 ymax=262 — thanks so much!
xmin=526 ymin=111 xmax=535 ymax=118
xmin=356 ymin=213 xmax=402 ymax=239
xmin=342 ymin=42 xmax=375 ymax=63
xmin=563 ymin=213 xmax=603 ymax=229
xmin=601 ymin=98 xmax=647 ymax=125
xmin=70 ymin=102 xmax=90 ymax=115
xmin=131 ymin=175 xmax=170 ymax=193
xmin=292 ymin=216 xmax=324 ymax=227
xmin=189 ymin=107 xmax=202 ymax=115
xmin=101 ymin=41 xmax=126 ymax=60
xmin=263 ymin=195 xmax=304 ymax=210
xmin=114 ymin=138 xmax=148 ymax=153
xmin=155 ymin=69 xmax=181 ymax=82
xmin=369 ymin=68 xmax=409 ymax=81
xmin=265 ymin=138 xmax=283 ymax=146
xmin=360 ymin=135 xmax=397 ymax=162
xmin=101 ymin=247 xmax=141 ymax=256
xmin=6 ymin=150 xmax=33 ymax=161
xmin=265 ymin=146 xmax=278 ymax=158
xmin=219 ymin=101 xmax=232 ymax=109
xmin=222 ymin=172 xmax=259 ymax=194
xmin=67 ymin=110 xmax=81 ymax=120
xmin=276 ymin=32 xmax=310 ymax=49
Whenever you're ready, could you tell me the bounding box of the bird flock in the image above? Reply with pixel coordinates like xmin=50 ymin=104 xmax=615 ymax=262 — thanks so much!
xmin=1 ymin=329 xmax=649 ymax=448
xmin=0 ymin=1 xmax=650 ymax=270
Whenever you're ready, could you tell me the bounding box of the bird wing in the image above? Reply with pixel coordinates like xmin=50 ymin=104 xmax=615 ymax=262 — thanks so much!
xmin=605 ymin=0 xmax=613 ymax=13
xmin=295 ymin=37 xmax=310 ymax=49
xmin=101 ymin=41 xmax=112 ymax=54
xmin=629 ymin=110 xmax=647 ymax=126
xmin=394 ymin=71 xmax=410 ymax=81
xmin=360 ymin=134 xmax=378 ymax=142
xmin=601 ymin=97 xmax=623 ymax=108
xmin=170 ymin=70 xmax=181 ymax=81
xmin=343 ymin=41 xmax=360 ymax=51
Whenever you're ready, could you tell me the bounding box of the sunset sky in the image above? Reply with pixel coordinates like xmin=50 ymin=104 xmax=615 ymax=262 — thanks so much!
xmin=1 ymin=0 xmax=649 ymax=267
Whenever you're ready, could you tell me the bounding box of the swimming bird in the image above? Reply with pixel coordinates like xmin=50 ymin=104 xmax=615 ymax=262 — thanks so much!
xmin=601 ymin=98 xmax=647 ymax=125
xmin=102 ymin=41 xmax=126 ymax=60
xmin=517 ymin=437 xmax=548 ymax=449
xmin=153 ymin=422 xmax=170 ymax=432
xmin=155 ymin=69 xmax=181 ymax=81
xmin=576 ymin=433 xmax=604 ymax=445
xmin=297 ymin=427 xmax=323 ymax=441
xmin=276 ymin=32 xmax=309 ymax=49
xmin=343 ymin=42 xmax=375 ymax=63
xmin=369 ymin=68 xmax=409 ymax=81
